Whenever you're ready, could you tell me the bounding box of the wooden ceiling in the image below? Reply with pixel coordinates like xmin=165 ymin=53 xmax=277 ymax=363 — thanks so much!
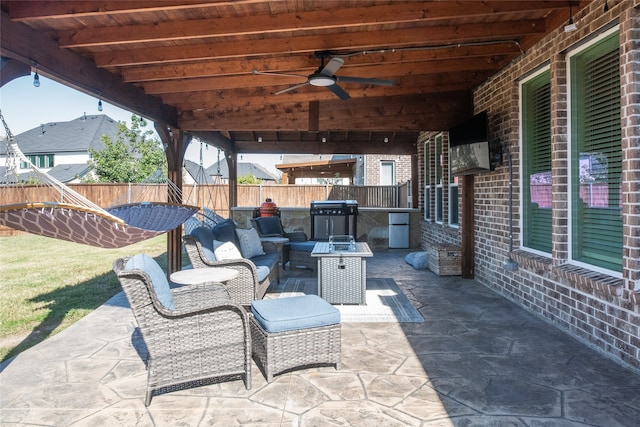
xmin=0 ymin=1 xmax=590 ymax=155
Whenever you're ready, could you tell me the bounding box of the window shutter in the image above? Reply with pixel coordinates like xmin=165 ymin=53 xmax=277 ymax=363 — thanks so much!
xmin=522 ymin=70 xmax=552 ymax=253
xmin=571 ymin=32 xmax=622 ymax=271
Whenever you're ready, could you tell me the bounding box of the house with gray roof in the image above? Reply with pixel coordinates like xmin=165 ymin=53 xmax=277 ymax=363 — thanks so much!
xmin=0 ymin=114 xmax=119 ymax=183
xmin=183 ymin=159 xmax=279 ymax=184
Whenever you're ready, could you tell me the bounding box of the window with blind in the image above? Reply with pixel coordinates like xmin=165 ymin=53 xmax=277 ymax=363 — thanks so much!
xmin=449 ymin=168 xmax=459 ymax=227
xmin=569 ymin=29 xmax=622 ymax=272
xmin=435 ymin=134 xmax=443 ymax=223
xmin=521 ymin=69 xmax=552 ymax=253
xmin=424 ymin=140 xmax=431 ymax=220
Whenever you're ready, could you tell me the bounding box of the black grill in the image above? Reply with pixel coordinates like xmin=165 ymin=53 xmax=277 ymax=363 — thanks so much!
xmin=310 ymin=200 xmax=358 ymax=241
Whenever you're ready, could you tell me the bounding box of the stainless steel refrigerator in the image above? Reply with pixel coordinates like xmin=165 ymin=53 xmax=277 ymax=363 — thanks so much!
xmin=388 ymin=212 xmax=410 ymax=248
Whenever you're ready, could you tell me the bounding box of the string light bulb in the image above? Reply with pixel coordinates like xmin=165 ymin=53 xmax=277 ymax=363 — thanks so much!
xmin=33 ymin=68 xmax=40 ymax=87
xmin=97 ymin=98 xmax=103 ymax=112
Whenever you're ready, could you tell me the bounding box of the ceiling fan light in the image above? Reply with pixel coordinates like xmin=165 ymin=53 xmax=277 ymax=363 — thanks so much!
xmin=309 ymin=75 xmax=336 ymax=87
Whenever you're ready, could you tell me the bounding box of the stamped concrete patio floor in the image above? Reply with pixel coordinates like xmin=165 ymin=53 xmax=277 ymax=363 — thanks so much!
xmin=2 ymin=250 xmax=640 ymax=426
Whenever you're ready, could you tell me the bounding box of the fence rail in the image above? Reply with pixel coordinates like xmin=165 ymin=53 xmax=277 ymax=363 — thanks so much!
xmin=1 ymin=182 xmax=412 ymax=236
xmin=2 ymin=182 xmax=411 ymax=215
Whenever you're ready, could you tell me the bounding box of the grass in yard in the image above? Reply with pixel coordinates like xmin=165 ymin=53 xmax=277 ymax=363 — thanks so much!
xmin=0 ymin=233 xmax=167 ymax=363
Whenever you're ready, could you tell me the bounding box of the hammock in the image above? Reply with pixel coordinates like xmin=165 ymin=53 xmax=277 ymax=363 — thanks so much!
xmin=0 ymin=111 xmax=197 ymax=248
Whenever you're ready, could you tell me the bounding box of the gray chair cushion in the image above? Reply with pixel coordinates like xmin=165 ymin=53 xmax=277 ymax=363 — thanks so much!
xmin=190 ymin=227 xmax=217 ymax=262
xmin=125 ymin=254 xmax=175 ymax=310
xmin=254 ymin=216 xmax=285 ymax=237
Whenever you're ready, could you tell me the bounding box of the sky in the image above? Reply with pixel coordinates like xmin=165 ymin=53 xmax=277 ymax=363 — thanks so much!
xmin=0 ymin=75 xmax=283 ymax=176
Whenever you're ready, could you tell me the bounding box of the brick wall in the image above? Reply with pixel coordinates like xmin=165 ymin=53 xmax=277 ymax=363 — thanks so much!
xmin=419 ymin=0 xmax=640 ymax=373
xmin=363 ymin=154 xmax=412 ymax=185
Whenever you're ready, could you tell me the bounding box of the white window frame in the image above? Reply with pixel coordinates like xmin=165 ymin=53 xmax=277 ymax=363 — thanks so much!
xmin=448 ymin=164 xmax=459 ymax=228
xmin=519 ymin=66 xmax=552 ymax=257
xmin=567 ymin=25 xmax=622 ymax=278
xmin=380 ymin=160 xmax=395 ymax=185
xmin=435 ymin=134 xmax=444 ymax=224
xmin=424 ymin=139 xmax=431 ymax=221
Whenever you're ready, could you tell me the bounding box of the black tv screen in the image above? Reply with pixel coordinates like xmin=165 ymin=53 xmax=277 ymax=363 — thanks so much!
xmin=449 ymin=111 xmax=491 ymax=176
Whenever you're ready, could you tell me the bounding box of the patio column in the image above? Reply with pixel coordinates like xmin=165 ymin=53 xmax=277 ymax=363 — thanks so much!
xmin=156 ymin=123 xmax=185 ymax=275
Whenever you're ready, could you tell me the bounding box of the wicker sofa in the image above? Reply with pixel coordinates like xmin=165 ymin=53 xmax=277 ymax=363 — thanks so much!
xmin=183 ymin=220 xmax=279 ymax=305
xmin=113 ymin=254 xmax=251 ymax=406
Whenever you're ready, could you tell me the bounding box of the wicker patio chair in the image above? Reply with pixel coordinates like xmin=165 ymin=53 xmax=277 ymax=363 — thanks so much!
xmin=183 ymin=231 xmax=276 ymax=304
xmin=113 ymin=254 xmax=251 ymax=406
xmin=252 ymin=216 xmax=316 ymax=271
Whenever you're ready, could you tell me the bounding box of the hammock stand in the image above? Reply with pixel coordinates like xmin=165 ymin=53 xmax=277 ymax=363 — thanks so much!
xmin=0 ymin=111 xmax=198 ymax=248
xmin=182 ymin=142 xmax=228 ymax=234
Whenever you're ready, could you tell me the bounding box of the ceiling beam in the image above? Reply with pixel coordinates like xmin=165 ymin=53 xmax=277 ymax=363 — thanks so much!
xmin=0 ymin=12 xmax=177 ymax=127
xmin=232 ymin=139 xmax=417 ymax=155
xmin=0 ymin=57 xmax=30 ymax=86
xmin=178 ymin=92 xmax=472 ymax=132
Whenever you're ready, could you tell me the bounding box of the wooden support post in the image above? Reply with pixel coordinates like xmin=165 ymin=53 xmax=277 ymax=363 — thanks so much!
xmin=225 ymin=149 xmax=238 ymax=213
xmin=156 ymin=123 xmax=185 ymax=275
xmin=461 ymin=174 xmax=475 ymax=278
xmin=411 ymin=153 xmax=419 ymax=208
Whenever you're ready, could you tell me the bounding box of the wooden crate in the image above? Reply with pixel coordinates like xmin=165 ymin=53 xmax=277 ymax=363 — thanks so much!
xmin=428 ymin=243 xmax=461 ymax=276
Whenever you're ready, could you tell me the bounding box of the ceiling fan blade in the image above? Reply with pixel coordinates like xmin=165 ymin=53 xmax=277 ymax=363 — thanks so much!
xmin=320 ymin=57 xmax=344 ymax=76
xmin=252 ymin=69 xmax=307 ymax=79
xmin=275 ymin=82 xmax=310 ymax=95
xmin=327 ymin=84 xmax=350 ymax=100
xmin=337 ymin=76 xmax=396 ymax=86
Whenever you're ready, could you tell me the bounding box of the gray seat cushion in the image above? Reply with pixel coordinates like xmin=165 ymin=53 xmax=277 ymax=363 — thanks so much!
xmin=251 ymin=295 xmax=340 ymax=333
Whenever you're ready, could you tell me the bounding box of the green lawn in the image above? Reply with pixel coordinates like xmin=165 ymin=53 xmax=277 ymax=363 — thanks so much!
xmin=0 ymin=234 xmax=167 ymax=363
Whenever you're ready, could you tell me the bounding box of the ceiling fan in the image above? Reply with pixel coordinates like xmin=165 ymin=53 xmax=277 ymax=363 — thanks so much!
xmin=253 ymin=51 xmax=395 ymax=100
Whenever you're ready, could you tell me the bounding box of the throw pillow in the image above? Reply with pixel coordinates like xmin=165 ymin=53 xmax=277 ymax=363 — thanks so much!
xmin=236 ymin=227 xmax=265 ymax=258
xmin=214 ymin=240 xmax=242 ymax=260
xmin=213 ymin=219 xmax=239 ymax=246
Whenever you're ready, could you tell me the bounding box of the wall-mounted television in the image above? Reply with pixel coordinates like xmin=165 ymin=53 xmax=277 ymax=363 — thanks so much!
xmin=449 ymin=111 xmax=492 ymax=176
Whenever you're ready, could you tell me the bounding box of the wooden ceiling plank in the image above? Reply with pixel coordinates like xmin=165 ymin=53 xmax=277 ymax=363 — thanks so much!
xmin=94 ymin=19 xmax=545 ymax=67
xmin=121 ymin=43 xmax=521 ymax=83
xmin=162 ymin=72 xmax=486 ymax=109
xmin=3 ymin=0 xmax=264 ymax=21
xmin=56 ymin=1 xmax=561 ymax=48
xmin=57 ymin=3 xmax=447 ymax=48
xmin=140 ymin=56 xmax=505 ymax=95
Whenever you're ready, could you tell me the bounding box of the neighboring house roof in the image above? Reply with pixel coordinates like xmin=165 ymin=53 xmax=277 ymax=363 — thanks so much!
xmin=183 ymin=159 xmax=217 ymax=184
xmin=0 ymin=114 xmax=119 ymax=154
xmin=0 ymin=114 xmax=120 ymax=183
xmin=206 ymin=160 xmax=279 ymax=182
xmin=47 ymin=164 xmax=92 ymax=183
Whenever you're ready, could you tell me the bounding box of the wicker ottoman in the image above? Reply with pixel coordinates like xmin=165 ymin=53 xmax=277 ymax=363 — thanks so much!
xmin=250 ymin=295 xmax=341 ymax=382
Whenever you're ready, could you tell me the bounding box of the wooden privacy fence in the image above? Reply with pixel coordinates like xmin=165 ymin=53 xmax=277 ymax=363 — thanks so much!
xmin=2 ymin=182 xmax=411 ymax=222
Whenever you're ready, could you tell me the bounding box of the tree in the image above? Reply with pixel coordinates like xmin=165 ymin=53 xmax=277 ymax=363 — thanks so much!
xmin=85 ymin=115 xmax=166 ymax=183
xmin=238 ymin=174 xmax=262 ymax=184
